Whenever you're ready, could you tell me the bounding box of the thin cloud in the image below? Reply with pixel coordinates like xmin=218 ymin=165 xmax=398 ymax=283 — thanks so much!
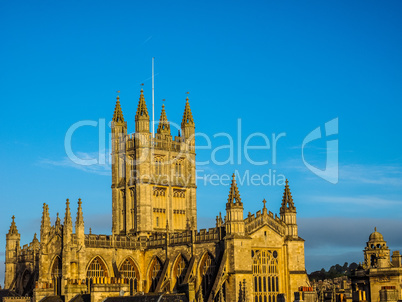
xmin=141 ymin=36 xmax=153 ymax=45
xmin=38 ymin=152 xmax=111 ymax=176
xmin=341 ymin=164 xmax=402 ymax=186
xmin=310 ymin=195 xmax=402 ymax=207
xmin=277 ymin=159 xmax=402 ymax=187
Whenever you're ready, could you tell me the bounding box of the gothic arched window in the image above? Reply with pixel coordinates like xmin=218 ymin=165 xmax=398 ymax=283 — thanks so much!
xmin=173 ymin=254 xmax=188 ymax=289
xmin=120 ymin=258 xmax=139 ymax=295
xmin=175 ymin=162 xmax=182 ymax=177
xmin=155 ymin=158 xmax=162 ymax=175
xmin=200 ymin=253 xmax=216 ymax=300
xmin=252 ymin=249 xmax=280 ymax=302
xmin=51 ymin=256 xmax=62 ymax=296
xmin=149 ymin=257 xmax=163 ymax=292
xmin=87 ymin=256 xmax=108 ymax=279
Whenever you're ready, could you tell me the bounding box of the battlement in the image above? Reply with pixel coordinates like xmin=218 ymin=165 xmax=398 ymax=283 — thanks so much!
xmin=124 ymin=133 xmax=194 ymax=153
xmin=245 ymin=208 xmax=286 ymax=235
xmin=83 ymin=227 xmax=223 ymax=250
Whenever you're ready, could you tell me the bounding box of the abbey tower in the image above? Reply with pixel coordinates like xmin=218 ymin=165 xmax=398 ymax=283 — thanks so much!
xmin=111 ymin=90 xmax=197 ymax=235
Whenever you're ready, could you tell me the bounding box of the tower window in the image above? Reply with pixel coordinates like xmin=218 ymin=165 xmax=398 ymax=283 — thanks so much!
xmin=155 ymin=158 xmax=162 ymax=175
xmin=175 ymin=161 xmax=182 ymax=177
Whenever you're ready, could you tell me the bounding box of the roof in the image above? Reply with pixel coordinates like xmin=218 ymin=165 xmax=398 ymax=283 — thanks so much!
xmin=0 ymin=290 xmax=20 ymax=299
xmin=103 ymin=293 xmax=188 ymax=302
xmin=39 ymin=296 xmax=64 ymax=302
xmin=69 ymin=294 xmax=90 ymax=302
xmin=369 ymin=227 xmax=385 ymax=242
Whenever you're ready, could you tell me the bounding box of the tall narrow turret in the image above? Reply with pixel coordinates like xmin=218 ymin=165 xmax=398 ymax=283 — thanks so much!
xmin=75 ymin=198 xmax=84 ymax=246
xmin=40 ymin=203 xmax=51 ymax=243
xmin=225 ymin=174 xmax=245 ymax=235
xmin=112 ymin=93 xmax=128 ymax=235
xmin=135 ymin=88 xmax=150 ymax=133
xmin=280 ymin=179 xmax=298 ymax=237
xmin=157 ymin=104 xmax=171 ymax=136
xmin=63 ymin=199 xmax=73 ymax=245
xmin=5 ymin=216 xmax=20 ymax=289
xmin=181 ymin=96 xmax=195 ymax=141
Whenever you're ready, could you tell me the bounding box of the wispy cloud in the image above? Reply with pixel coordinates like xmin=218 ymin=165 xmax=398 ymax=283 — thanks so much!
xmin=310 ymin=195 xmax=402 ymax=207
xmin=340 ymin=164 xmax=402 ymax=186
xmin=141 ymin=35 xmax=153 ymax=45
xmin=277 ymin=158 xmax=402 ymax=187
xmin=38 ymin=152 xmax=111 ymax=176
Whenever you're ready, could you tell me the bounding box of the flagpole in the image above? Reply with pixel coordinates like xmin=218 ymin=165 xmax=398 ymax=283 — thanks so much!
xmin=152 ymin=57 xmax=155 ymax=138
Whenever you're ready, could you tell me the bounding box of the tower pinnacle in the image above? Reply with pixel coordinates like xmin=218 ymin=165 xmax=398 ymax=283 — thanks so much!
xmin=7 ymin=215 xmax=19 ymax=235
xmin=134 ymin=88 xmax=150 ymax=133
xmin=227 ymin=173 xmax=242 ymax=207
xmin=76 ymin=198 xmax=84 ymax=227
xmin=113 ymin=93 xmax=125 ymax=123
xmin=136 ymin=88 xmax=149 ymax=118
xmin=181 ymin=94 xmax=194 ymax=127
xmin=157 ymin=103 xmax=171 ymax=135
xmin=280 ymin=179 xmax=296 ymax=214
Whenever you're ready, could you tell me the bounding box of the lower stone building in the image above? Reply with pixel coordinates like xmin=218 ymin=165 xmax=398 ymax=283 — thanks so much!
xmin=4 ymin=89 xmax=310 ymax=302
xmin=350 ymin=228 xmax=402 ymax=302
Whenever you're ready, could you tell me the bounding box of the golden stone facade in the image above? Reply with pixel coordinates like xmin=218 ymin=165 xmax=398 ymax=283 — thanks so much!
xmin=4 ymin=89 xmax=310 ymax=302
xmin=351 ymin=229 xmax=402 ymax=302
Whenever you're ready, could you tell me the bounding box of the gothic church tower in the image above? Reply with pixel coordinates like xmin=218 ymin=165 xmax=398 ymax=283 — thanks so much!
xmin=111 ymin=89 xmax=197 ymax=236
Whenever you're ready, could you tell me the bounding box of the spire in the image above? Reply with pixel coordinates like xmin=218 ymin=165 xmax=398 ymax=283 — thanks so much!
xmin=157 ymin=103 xmax=171 ymax=135
xmin=55 ymin=212 xmax=61 ymax=227
xmin=41 ymin=203 xmax=51 ymax=227
xmin=64 ymin=199 xmax=72 ymax=226
xmin=135 ymin=88 xmax=149 ymax=119
xmin=75 ymin=198 xmax=85 ymax=247
xmin=227 ymin=173 xmax=242 ymax=207
xmin=135 ymin=88 xmax=150 ymax=133
xmin=181 ymin=94 xmax=195 ymax=140
xmin=280 ymin=179 xmax=296 ymax=214
xmin=40 ymin=203 xmax=51 ymax=241
xmin=76 ymin=198 xmax=84 ymax=227
xmin=113 ymin=93 xmax=125 ymax=123
xmin=181 ymin=95 xmax=194 ymax=128
xmin=7 ymin=216 xmax=19 ymax=236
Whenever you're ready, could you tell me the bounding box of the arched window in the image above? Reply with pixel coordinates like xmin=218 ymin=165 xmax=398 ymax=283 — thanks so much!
xmin=173 ymin=255 xmax=188 ymax=290
xmin=120 ymin=258 xmax=139 ymax=295
xmin=175 ymin=162 xmax=182 ymax=177
xmin=155 ymin=158 xmax=163 ymax=175
xmin=149 ymin=258 xmax=163 ymax=292
xmin=87 ymin=257 xmax=108 ymax=279
xmin=51 ymin=257 xmax=62 ymax=296
xmin=200 ymin=253 xmax=216 ymax=300
xmin=252 ymin=250 xmax=279 ymax=302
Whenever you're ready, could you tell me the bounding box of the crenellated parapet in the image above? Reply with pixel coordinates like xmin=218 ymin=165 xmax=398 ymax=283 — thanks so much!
xmin=245 ymin=208 xmax=286 ymax=236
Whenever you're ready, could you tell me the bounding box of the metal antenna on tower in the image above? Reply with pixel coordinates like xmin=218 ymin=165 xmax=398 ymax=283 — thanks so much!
xmin=152 ymin=57 xmax=155 ymax=138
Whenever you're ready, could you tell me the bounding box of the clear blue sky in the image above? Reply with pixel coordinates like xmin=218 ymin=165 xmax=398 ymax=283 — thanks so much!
xmin=1 ymin=0 xmax=402 ymax=284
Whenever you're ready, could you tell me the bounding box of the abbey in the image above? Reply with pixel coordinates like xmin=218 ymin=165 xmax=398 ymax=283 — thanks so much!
xmin=4 ymin=89 xmax=309 ymax=302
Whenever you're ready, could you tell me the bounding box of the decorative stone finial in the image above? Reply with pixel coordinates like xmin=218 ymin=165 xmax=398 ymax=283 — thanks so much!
xmin=227 ymin=173 xmax=242 ymax=206
xmin=280 ymin=179 xmax=295 ymax=214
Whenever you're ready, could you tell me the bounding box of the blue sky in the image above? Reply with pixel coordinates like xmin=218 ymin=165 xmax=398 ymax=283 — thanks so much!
xmin=1 ymin=0 xmax=402 ymax=284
